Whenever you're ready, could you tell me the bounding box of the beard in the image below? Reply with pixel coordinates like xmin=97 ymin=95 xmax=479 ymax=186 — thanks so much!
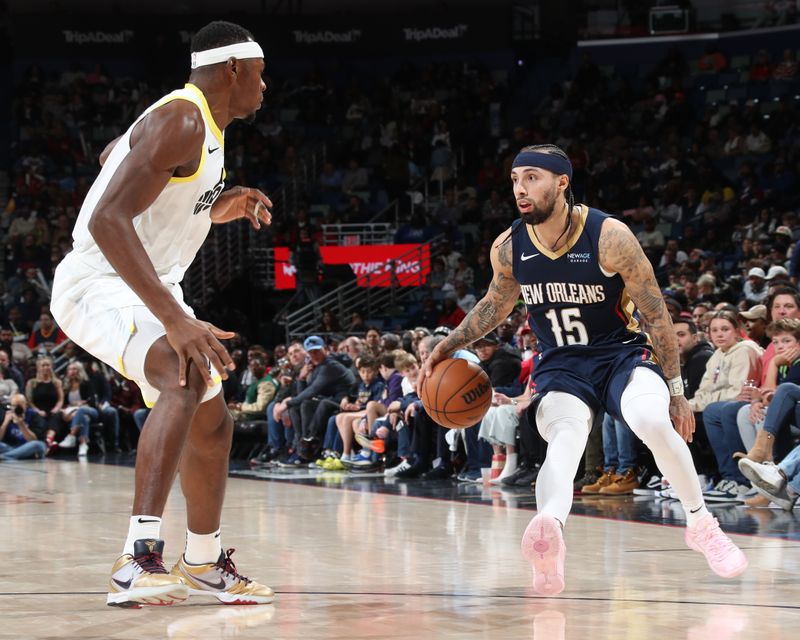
xmin=520 ymin=184 xmax=558 ymax=226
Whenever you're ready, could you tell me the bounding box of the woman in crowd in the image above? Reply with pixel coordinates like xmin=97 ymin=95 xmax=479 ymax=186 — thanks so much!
xmin=692 ymin=310 xmax=763 ymax=501
xmin=25 ymin=356 xmax=63 ymax=450
xmin=57 ymin=361 xmax=97 ymax=457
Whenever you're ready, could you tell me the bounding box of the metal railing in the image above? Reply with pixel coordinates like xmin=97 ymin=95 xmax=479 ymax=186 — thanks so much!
xmin=283 ymin=233 xmax=446 ymax=341
xmin=182 ymin=221 xmax=250 ymax=309
xmin=320 ymin=223 xmax=395 ymax=246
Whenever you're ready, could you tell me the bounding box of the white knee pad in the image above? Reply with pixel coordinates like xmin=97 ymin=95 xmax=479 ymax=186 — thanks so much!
xmin=535 ymin=391 xmax=593 ymax=442
xmin=620 ymin=367 xmax=671 ymax=442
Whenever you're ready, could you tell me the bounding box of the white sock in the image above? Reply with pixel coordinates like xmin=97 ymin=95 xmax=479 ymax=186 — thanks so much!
xmin=620 ymin=368 xmax=709 ymax=529
xmin=492 ymin=453 xmax=518 ymax=484
xmin=184 ymin=529 xmax=222 ymax=565
xmin=123 ymin=515 xmax=162 ymax=555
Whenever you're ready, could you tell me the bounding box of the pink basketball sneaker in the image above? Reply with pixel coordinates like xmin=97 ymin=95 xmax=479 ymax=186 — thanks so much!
xmin=521 ymin=513 xmax=566 ymax=595
xmin=685 ymin=514 xmax=748 ymax=578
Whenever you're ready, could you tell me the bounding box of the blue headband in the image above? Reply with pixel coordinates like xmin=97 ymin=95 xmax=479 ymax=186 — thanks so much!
xmin=512 ymin=151 xmax=573 ymax=180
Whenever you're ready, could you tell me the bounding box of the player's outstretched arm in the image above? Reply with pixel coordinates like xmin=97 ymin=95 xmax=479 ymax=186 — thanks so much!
xmin=598 ymin=217 xmax=695 ymax=441
xmin=418 ymin=230 xmax=520 ymax=394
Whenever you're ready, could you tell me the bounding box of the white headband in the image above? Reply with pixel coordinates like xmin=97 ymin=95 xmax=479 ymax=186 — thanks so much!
xmin=191 ymin=41 xmax=264 ymax=69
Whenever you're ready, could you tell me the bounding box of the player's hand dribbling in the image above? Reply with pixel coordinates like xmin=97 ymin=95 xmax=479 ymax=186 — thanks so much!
xmin=669 ymin=395 xmax=695 ymax=443
xmin=164 ymin=316 xmax=236 ymax=388
xmin=417 ymin=343 xmax=450 ymax=397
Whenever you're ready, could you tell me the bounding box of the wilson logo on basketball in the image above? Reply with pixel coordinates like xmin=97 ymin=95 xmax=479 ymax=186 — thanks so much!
xmin=461 ymin=381 xmax=491 ymax=405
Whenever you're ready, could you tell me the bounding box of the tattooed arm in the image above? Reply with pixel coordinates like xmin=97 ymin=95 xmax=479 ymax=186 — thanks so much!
xmin=598 ymin=218 xmax=695 ymax=442
xmin=417 ymin=229 xmax=520 ymax=394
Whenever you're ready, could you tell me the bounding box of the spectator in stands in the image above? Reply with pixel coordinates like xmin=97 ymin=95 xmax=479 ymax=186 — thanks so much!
xmin=392 ymin=335 xmax=462 ymax=479
xmin=454 ymin=280 xmax=477 ymax=314
xmin=636 ymin=217 xmax=665 ymax=264
xmin=364 ymin=327 xmax=382 ymax=358
xmin=697 ymin=44 xmax=727 ymax=73
xmin=27 ymin=310 xmax=66 ymax=354
xmin=350 ymin=352 xmax=417 ymax=470
xmin=0 ymin=358 xmax=18 ymax=406
xmin=743 ymin=267 xmax=768 ymax=304
xmin=25 ymin=356 xmax=63 ymax=450
xmin=438 ymin=293 xmax=466 ymax=328
xmin=734 ymin=318 xmax=800 ymax=466
xmin=273 ymin=336 xmax=356 ymax=465
xmin=345 ymin=312 xmax=367 ymax=335
xmin=344 ymin=351 xmax=407 ymax=469
xmin=5 ymin=306 xmax=30 ymax=340
xmin=496 ymin=316 xmax=521 ymax=352
xmin=427 ymin=257 xmax=449 ymax=298
xmin=740 ymin=305 xmax=770 ymax=348
xmin=319 ymin=309 xmax=341 ymax=334
xmin=0 ymin=349 xmax=24 ymax=392
xmin=664 ymin=296 xmax=684 ymax=323
xmin=692 ymin=310 xmax=764 ymax=502
xmin=86 ymin=360 xmax=122 ymax=453
xmin=696 ymin=274 xmax=718 ymax=305
xmin=416 ymin=295 xmax=440 ymax=329
xmin=473 ymin=250 xmax=492 ymax=295
xmin=57 ymin=361 xmax=97 ymax=457
xmin=760 ymin=287 xmax=800 ymax=382
xmin=482 ymin=189 xmax=512 ymax=222
xmin=0 ymin=394 xmax=46 ymax=460
xmin=475 ymin=331 xmax=522 ymax=480
xmin=326 ymin=355 xmax=384 ymax=468
xmin=451 ymin=257 xmax=474 ymax=289
xmin=745 ymin=123 xmax=772 ymax=155
xmin=109 ymin=371 xmax=143 ymax=452
xmin=773 ymin=48 xmax=798 ymax=80
xmin=341 ymin=158 xmax=369 ymax=194
xmin=676 ymin=318 xmax=714 ymax=401
xmin=254 ymin=341 xmax=306 ymax=464
xmin=748 ymin=50 xmax=773 ymax=82
xmin=228 ymin=357 xmax=279 ymax=422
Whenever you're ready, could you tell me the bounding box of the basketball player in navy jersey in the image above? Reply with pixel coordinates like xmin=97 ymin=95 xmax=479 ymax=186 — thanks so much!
xmin=51 ymin=21 xmax=274 ymax=607
xmin=420 ymin=144 xmax=747 ymax=594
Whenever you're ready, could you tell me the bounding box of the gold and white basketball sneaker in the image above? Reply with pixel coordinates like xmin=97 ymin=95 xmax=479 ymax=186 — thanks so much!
xmin=171 ymin=548 xmax=275 ymax=605
xmin=107 ymin=539 xmax=189 ymax=608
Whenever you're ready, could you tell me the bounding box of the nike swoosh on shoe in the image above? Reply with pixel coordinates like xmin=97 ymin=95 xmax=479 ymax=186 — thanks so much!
xmin=113 ymin=577 xmax=133 ymax=590
xmin=192 ymin=574 xmax=227 ymax=590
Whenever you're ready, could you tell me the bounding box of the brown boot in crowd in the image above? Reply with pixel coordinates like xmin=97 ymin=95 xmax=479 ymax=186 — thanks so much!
xmin=582 ymin=468 xmax=616 ymax=494
xmin=599 ymin=468 xmax=640 ymax=495
xmin=733 ymin=430 xmax=775 ymax=463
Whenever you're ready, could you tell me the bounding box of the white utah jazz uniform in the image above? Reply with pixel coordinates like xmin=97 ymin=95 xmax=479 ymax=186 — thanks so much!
xmin=51 ymin=83 xmax=226 ymax=406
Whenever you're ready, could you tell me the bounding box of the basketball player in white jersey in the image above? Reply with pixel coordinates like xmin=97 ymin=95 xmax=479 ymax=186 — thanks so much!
xmin=51 ymin=21 xmax=274 ymax=608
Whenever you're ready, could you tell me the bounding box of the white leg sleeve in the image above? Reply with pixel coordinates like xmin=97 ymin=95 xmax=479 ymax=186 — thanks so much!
xmin=534 ymin=392 xmax=593 ymax=526
xmin=620 ymin=367 xmax=706 ymax=521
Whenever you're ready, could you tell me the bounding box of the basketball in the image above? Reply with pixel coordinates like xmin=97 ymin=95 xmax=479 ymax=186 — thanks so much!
xmin=420 ymin=358 xmax=493 ymax=429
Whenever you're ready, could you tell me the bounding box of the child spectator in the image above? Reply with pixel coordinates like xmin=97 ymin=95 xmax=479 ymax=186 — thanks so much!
xmin=325 ymin=356 xmax=384 ymax=468
xmin=346 ymin=352 xmax=416 ymax=469
xmin=735 ymin=319 xmax=800 ymax=465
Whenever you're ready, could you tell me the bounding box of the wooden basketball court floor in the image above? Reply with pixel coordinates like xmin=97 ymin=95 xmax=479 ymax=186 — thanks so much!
xmin=1 ymin=458 xmax=798 ymax=639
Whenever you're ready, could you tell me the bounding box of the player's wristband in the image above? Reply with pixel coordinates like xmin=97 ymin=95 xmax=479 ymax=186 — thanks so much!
xmin=666 ymin=376 xmax=684 ymax=397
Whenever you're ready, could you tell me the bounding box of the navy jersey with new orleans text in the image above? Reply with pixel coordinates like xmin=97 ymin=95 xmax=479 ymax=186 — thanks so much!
xmin=509 ymin=205 xmax=661 ymax=424
xmin=511 ymin=205 xmax=646 ymax=353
